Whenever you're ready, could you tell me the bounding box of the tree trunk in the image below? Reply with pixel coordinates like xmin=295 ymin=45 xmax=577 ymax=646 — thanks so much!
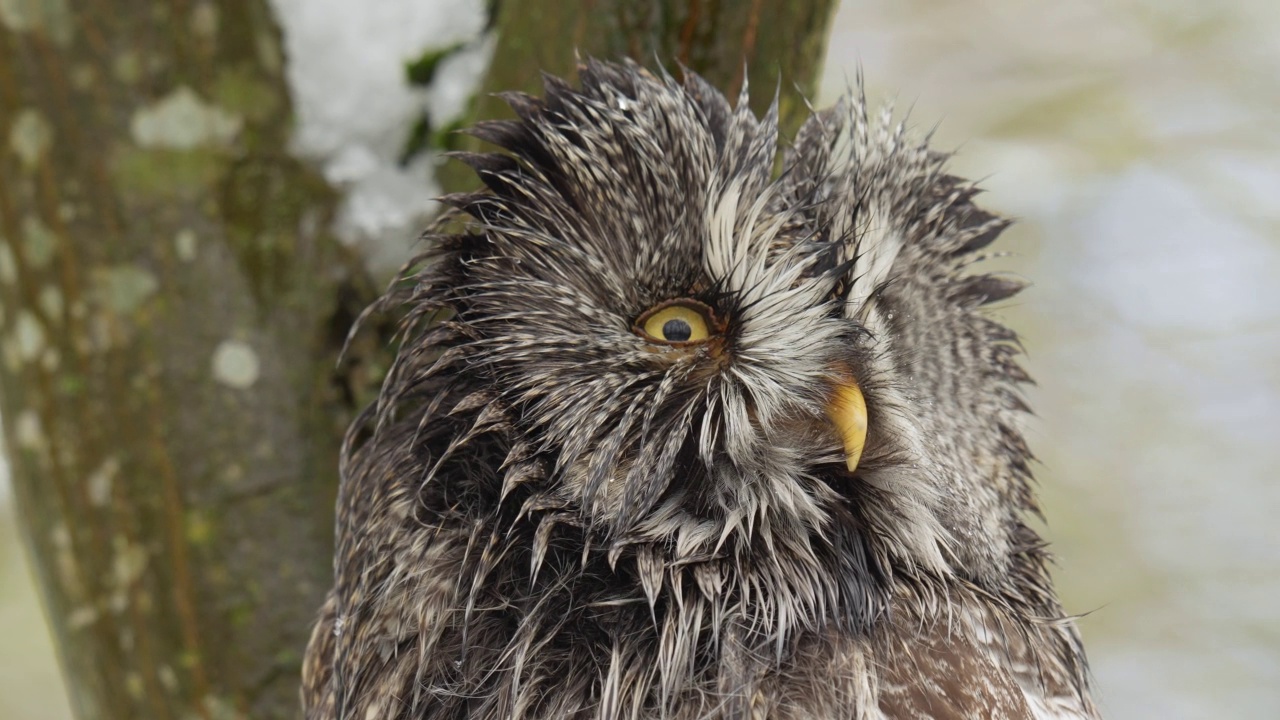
xmin=0 ymin=2 xmax=370 ymax=718
xmin=0 ymin=1 xmax=837 ymax=718
xmin=440 ymin=0 xmax=839 ymax=190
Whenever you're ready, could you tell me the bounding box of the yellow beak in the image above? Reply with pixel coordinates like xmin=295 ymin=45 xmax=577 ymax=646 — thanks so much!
xmin=826 ymin=380 xmax=867 ymax=473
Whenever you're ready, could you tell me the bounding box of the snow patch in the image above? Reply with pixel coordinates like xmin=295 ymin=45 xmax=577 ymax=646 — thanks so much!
xmin=268 ymin=0 xmax=490 ymax=273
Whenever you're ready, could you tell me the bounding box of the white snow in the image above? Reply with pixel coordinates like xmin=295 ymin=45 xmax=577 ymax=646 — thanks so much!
xmin=267 ymin=0 xmax=491 ymax=273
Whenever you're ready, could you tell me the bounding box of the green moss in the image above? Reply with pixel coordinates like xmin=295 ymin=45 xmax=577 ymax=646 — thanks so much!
xmin=185 ymin=510 xmax=214 ymax=547
xmin=272 ymin=648 xmax=301 ymax=668
xmin=110 ymin=145 xmax=227 ymax=203
xmin=400 ymin=105 xmax=471 ymax=165
xmin=399 ymin=115 xmax=432 ymax=166
xmin=112 ymin=50 xmax=143 ymax=84
xmin=217 ymin=153 xmax=336 ymax=306
xmin=228 ymin=600 xmax=254 ymax=628
xmin=433 ymin=117 xmax=469 ymax=152
xmin=213 ymin=66 xmax=280 ymax=123
xmin=405 ymin=42 xmax=466 ymax=86
xmin=55 ymin=373 xmax=86 ymax=397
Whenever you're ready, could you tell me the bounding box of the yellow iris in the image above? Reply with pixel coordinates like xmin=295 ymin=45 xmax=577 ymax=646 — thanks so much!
xmin=636 ymin=301 xmax=713 ymax=344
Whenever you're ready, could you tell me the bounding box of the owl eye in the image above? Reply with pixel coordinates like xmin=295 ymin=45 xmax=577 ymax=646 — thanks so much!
xmin=634 ymin=300 xmax=716 ymax=345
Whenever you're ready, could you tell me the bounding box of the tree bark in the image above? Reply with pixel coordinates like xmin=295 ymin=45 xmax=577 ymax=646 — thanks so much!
xmin=0 ymin=2 xmax=372 ymax=718
xmin=0 ymin=1 xmax=837 ymax=719
xmin=440 ymin=0 xmax=839 ymax=190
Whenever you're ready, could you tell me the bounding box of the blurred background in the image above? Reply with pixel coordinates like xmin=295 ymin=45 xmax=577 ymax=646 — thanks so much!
xmin=2 ymin=0 xmax=1278 ymax=718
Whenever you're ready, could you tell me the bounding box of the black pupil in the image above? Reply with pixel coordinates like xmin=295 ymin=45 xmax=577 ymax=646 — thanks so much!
xmin=662 ymin=318 xmax=692 ymax=342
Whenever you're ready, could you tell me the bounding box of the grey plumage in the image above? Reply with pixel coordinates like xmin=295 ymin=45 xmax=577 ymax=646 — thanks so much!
xmin=301 ymin=59 xmax=1098 ymax=719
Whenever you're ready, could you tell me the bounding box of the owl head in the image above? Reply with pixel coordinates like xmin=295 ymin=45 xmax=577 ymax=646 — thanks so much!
xmin=355 ymin=60 xmax=1038 ymax=644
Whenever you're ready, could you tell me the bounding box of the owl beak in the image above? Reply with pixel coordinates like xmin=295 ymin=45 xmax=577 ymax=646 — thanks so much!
xmin=826 ymin=380 xmax=867 ymax=473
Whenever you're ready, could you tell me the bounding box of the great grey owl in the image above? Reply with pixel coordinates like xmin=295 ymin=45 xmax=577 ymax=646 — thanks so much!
xmin=301 ymin=59 xmax=1098 ymax=719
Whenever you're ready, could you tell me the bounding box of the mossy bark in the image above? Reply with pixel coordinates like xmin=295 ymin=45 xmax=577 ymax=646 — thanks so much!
xmin=0 ymin=2 xmax=374 ymax=718
xmin=439 ymin=0 xmax=839 ymax=190
xmin=0 ymin=1 xmax=835 ymax=719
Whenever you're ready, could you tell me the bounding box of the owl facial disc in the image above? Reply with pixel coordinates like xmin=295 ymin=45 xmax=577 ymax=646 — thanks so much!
xmin=827 ymin=380 xmax=867 ymax=472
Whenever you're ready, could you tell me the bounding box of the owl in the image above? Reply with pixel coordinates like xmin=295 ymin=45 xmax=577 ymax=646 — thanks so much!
xmin=301 ymin=60 xmax=1098 ymax=719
